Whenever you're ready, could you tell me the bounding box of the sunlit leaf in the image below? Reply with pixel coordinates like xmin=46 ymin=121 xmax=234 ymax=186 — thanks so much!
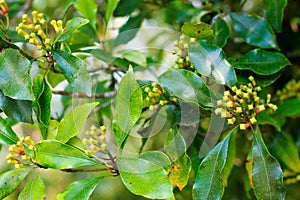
xmin=169 ymin=154 xmax=191 ymax=191
xmin=0 ymin=117 xmax=19 ymax=145
xmin=181 ymin=22 xmax=215 ymax=43
xmin=18 ymin=175 xmax=46 ymax=200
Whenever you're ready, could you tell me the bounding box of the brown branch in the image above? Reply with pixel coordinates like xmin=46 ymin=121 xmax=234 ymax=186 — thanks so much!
xmin=61 ymin=168 xmax=109 ymax=173
xmin=10 ymin=0 xmax=34 ymax=25
xmin=52 ymin=90 xmax=114 ymax=98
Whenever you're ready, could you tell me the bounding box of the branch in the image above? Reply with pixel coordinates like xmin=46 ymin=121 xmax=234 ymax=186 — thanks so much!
xmin=52 ymin=90 xmax=114 ymax=98
xmin=10 ymin=0 xmax=34 ymax=25
xmin=61 ymin=168 xmax=109 ymax=173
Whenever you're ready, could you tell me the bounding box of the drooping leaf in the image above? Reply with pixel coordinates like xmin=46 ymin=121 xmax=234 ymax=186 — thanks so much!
xmin=271 ymin=133 xmax=300 ymax=172
xmin=0 ymin=168 xmax=31 ymax=199
xmin=189 ymin=41 xmax=237 ymax=87
xmin=18 ymin=175 xmax=46 ymax=200
xmin=55 ymin=17 xmax=89 ymax=42
xmin=56 ymin=102 xmax=98 ymax=143
xmin=33 ymin=75 xmax=52 ymax=139
xmin=105 ymin=0 xmax=120 ymax=23
xmin=169 ymin=153 xmax=191 ymax=191
xmin=118 ymin=157 xmax=173 ymax=199
xmin=74 ymin=0 xmax=97 ymax=29
xmin=230 ymin=13 xmax=278 ymax=49
xmin=212 ymin=18 xmax=231 ymax=47
xmin=193 ymin=130 xmax=234 ymax=200
xmin=0 ymin=90 xmax=33 ymax=123
xmin=264 ymin=0 xmax=288 ymax=32
xmin=158 ymin=69 xmax=212 ymax=107
xmin=0 ymin=117 xmax=19 ymax=144
xmin=0 ymin=48 xmax=33 ymax=100
xmin=35 ymin=140 xmax=97 ymax=169
xmin=114 ymin=66 xmax=142 ymax=144
xmin=233 ymin=49 xmax=290 ymax=75
xmin=57 ymin=177 xmax=102 ymax=200
xmin=114 ymin=0 xmax=143 ymax=17
xmin=52 ymin=50 xmax=92 ymax=96
xmin=252 ymin=127 xmax=285 ymax=200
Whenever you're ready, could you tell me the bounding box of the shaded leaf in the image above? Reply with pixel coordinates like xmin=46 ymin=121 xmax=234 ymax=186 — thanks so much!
xmin=52 ymin=50 xmax=92 ymax=96
xmin=0 ymin=168 xmax=31 ymax=199
xmin=57 ymin=177 xmax=102 ymax=200
xmin=264 ymin=0 xmax=288 ymax=32
xmin=169 ymin=154 xmax=191 ymax=191
xmin=0 ymin=117 xmax=19 ymax=144
xmin=158 ymin=69 xmax=212 ymax=107
xmin=105 ymin=0 xmax=120 ymax=23
xmin=233 ymin=49 xmax=290 ymax=75
xmin=118 ymin=157 xmax=173 ymax=199
xmin=212 ymin=18 xmax=231 ymax=47
xmin=273 ymin=98 xmax=300 ymax=118
xmin=164 ymin=128 xmax=186 ymax=161
xmin=35 ymin=140 xmax=97 ymax=169
xmin=114 ymin=0 xmax=143 ymax=17
xmin=252 ymin=127 xmax=285 ymax=200
xmin=18 ymin=175 xmax=46 ymax=200
xmin=256 ymin=112 xmax=281 ymax=131
xmin=56 ymin=102 xmax=98 ymax=143
xmin=139 ymin=151 xmax=171 ymax=172
xmin=230 ymin=13 xmax=278 ymax=49
xmin=189 ymin=41 xmax=237 ymax=87
xmin=33 ymin=75 xmax=52 ymax=139
xmin=0 ymin=49 xmax=33 ymax=100
xmin=118 ymin=49 xmax=146 ymax=67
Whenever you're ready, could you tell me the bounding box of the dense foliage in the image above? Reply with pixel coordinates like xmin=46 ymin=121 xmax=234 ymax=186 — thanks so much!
xmin=0 ymin=0 xmax=300 ymax=199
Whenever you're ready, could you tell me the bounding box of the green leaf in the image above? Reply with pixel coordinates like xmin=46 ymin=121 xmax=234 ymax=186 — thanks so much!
xmin=189 ymin=41 xmax=237 ymax=87
xmin=55 ymin=17 xmax=89 ymax=42
xmin=63 ymin=0 xmax=79 ymax=16
xmin=0 ymin=168 xmax=31 ymax=199
xmin=256 ymin=112 xmax=281 ymax=131
xmin=118 ymin=49 xmax=146 ymax=67
xmin=264 ymin=0 xmax=288 ymax=32
xmin=114 ymin=0 xmax=143 ymax=17
xmin=181 ymin=22 xmax=215 ymax=43
xmin=105 ymin=0 xmax=120 ymax=23
xmin=57 ymin=177 xmax=102 ymax=200
xmin=33 ymin=75 xmax=52 ymax=139
xmin=114 ymin=66 xmax=142 ymax=137
xmin=139 ymin=151 xmax=171 ymax=172
xmin=74 ymin=0 xmax=97 ymax=29
xmin=52 ymin=50 xmax=92 ymax=96
xmin=118 ymin=157 xmax=173 ymax=199
xmin=212 ymin=18 xmax=231 ymax=47
xmin=192 ymin=131 xmax=234 ymax=200
xmin=252 ymin=127 xmax=285 ymax=200
xmin=0 ymin=117 xmax=19 ymax=144
xmin=158 ymin=69 xmax=212 ymax=107
xmin=246 ymin=143 xmax=254 ymax=189
xmin=0 ymin=49 xmax=33 ymax=100
xmin=230 ymin=13 xmax=278 ymax=49
xmin=0 ymin=90 xmax=33 ymax=123
xmin=233 ymin=49 xmax=290 ymax=75
xmin=169 ymin=154 xmax=191 ymax=191
xmin=56 ymin=102 xmax=98 ymax=143
xmin=35 ymin=140 xmax=97 ymax=169
xmin=271 ymin=133 xmax=300 ymax=172
xmin=18 ymin=176 xmax=46 ymax=200
xmin=273 ymin=98 xmax=300 ymax=118
xmin=164 ymin=128 xmax=186 ymax=161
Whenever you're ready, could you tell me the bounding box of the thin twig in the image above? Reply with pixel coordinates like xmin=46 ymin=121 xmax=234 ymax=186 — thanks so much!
xmin=10 ymin=0 xmax=34 ymax=25
xmin=52 ymin=90 xmax=114 ymax=98
xmin=61 ymin=168 xmax=109 ymax=173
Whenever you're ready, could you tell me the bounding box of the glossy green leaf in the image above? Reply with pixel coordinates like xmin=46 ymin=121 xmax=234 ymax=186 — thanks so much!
xmin=264 ymin=0 xmax=288 ymax=32
xmin=57 ymin=177 xmax=102 ymax=200
xmin=0 ymin=168 xmax=31 ymax=199
xmin=46 ymin=120 xmax=59 ymax=139
xmin=271 ymin=133 xmax=300 ymax=172
xmin=114 ymin=66 xmax=142 ymax=136
xmin=67 ymin=136 xmax=87 ymax=150
xmin=0 ymin=117 xmax=19 ymax=144
xmin=56 ymin=102 xmax=98 ymax=143
xmin=230 ymin=13 xmax=278 ymax=49
xmin=118 ymin=157 xmax=173 ymax=199
xmin=74 ymin=0 xmax=97 ymax=29
xmin=256 ymin=112 xmax=281 ymax=131
xmin=139 ymin=151 xmax=171 ymax=172
xmin=158 ymin=69 xmax=212 ymax=107
xmin=105 ymin=0 xmax=120 ymax=23
xmin=0 ymin=90 xmax=33 ymax=123
xmin=189 ymin=41 xmax=237 ymax=87
xmin=212 ymin=18 xmax=231 ymax=47
xmin=252 ymin=127 xmax=285 ymax=200
xmin=55 ymin=17 xmax=89 ymax=42
xmin=169 ymin=154 xmax=191 ymax=191
xmin=18 ymin=175 xmax=46 ymax=200
xmin=0 ymin=49 xmax=33 ymax=100
xmin=181 ymin=22 xmax=215 ymax=43
xmin=35 ymin=140 xmax=97 ymax=169
xmin=193 ymin=131 xmax=233 ymax=200
xmin=52 ymin=50 xmax=92 ymax=96
xmin=33 ymin=75 xmax=52 ymax=139
xmin=233 ymin=49 xmax=290 ymax=75
xmin=114 ymin=0 xmax=143 ymax=17
xmin=118 ymin=49 xmax=146 ymax=67
xmin=273 ymin=98 xmax=300 ymax=118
